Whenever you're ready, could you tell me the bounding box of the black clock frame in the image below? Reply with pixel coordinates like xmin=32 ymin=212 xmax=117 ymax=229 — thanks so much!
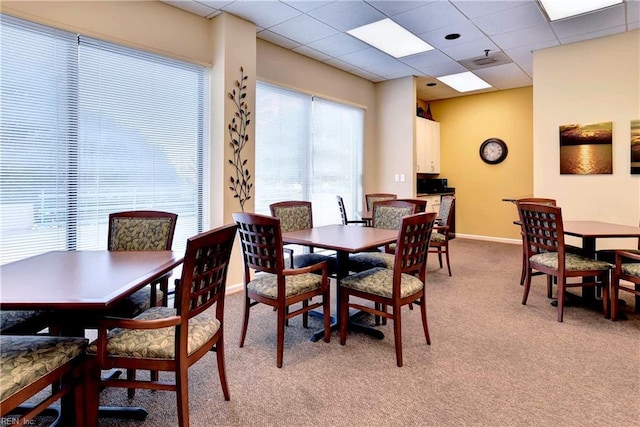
xmin=479 ymin=138 xmax=508 ymax=164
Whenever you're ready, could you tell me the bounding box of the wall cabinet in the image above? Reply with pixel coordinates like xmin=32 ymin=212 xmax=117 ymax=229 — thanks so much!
xmin=415 ymin=117 xmax=440 ymax=174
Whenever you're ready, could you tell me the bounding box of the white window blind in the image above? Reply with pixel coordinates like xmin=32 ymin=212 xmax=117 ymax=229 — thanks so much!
xmin=0 ymin=15 xmax=209 ymax=265
xmin=255 ymin=82 xmax=363 ymax=225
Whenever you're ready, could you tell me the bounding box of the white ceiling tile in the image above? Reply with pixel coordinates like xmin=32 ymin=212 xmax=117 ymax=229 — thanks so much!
xmin=400 ymin=50 xmax=457 ymax=70
xmin=307 ymin=1 xmax=386 ymax=31
xmin=306 ymin=33 xmax=370 ymax=57
xmin=365 ymin=1 xmax=428 ymax=17
xmin=323 ymin=57 xmax=359 ymax=72
xmin=471 ymin=2 xmax=548 ymax=35
xmin=281 ymin=1 xmax=333 ymax=13
xmin=450 ymin=0 xmax=530 ymax=19
xmin=197 ymin=0 xmax=234 ymax=9
xmin=417 ymin=20 xmax=488 ymax=51
xmin=422 ymin=61 xmax=468 ymax=78
xmin=490 ymin=24 xmax=557 ymax=50
xmin=363 ymin=58 xmax=419 ymax=79
xmin=503 ymin=47 xmax=535 ymax=77
xmin=348 ymin=67 xmax=385 ymax=81
xmin=268 ymin=14 xmax=339 ymax=44
xmin=559 ymin=25 xmax=627 ymax=45
xmin=440 ymin=37 xmax=500 ymax=61
xmin=551 ymin=4 xmax=626 ymax=39
xmin=474 ymin=63 xmax=532 ymax=89
xmin=163 ymin=0 xmax=217 ymax=17
xmin=393 ymin=1 xmax=469 ymax=35
xmin=337 ymin=47 xmax=394 ymax=68
xmin=257 ymin=30 xmax=302 ymax=49
xmin=221 ymin=1 xmax=302 ymax=28
xmin=628 ymin=0 xmax=640 ymax=24
xmin=291 ymin=45 xmax=333 ymax=61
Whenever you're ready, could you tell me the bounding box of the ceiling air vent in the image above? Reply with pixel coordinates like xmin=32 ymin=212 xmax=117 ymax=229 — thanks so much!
xmin=460 ymin=51 xmax=512 ymax=70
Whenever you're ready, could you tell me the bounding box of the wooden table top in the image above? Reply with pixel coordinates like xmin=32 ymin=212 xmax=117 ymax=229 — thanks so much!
xmin=282 ymin=224 xmax=397 ymax=253
xmin=0 ymin=250 xmax=183 ymax=310
xmin=563 ymin=221 xmax=640 ymax=239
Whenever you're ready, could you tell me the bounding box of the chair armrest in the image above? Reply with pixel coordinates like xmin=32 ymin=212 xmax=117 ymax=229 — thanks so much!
xmin=283 ymin=260 xmax=328 ymax=277
xmin=99 ymin=315 xmax=180 ymax=331
xmin=616 ymin=250 xmax=640 ymax=265
xmin=346 ymin=219 xmax=368 ymax=226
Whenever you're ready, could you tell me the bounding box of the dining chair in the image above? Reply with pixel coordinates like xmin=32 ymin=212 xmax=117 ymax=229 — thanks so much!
xmin=336 ymin=195 xmax=368 ymax=226
xmin=269 ymin=201 xmax=336 ymax=273
xmin=517 ymin=202 xmax=612 ymax=322
xmin=339 ymin=212 xmax=437 ymax=367
xmin=514 ymin=198 xmax=557 ymax=288
xmin=611 ymin=250 xmax=640 ymax=320
xmin=348 ymin=200 xmax=418 ymax=272
xmin=107 ymin=210 xmax=178 ymax=313
xmin=87 ymin=223 xmax=236 ymax=427
xmin=395 ymin=198 xmax=427 ymax=213
xmin=429 ymin=195 xmax=455 ymax=276
xmin=0 ymin=335 xmax=87 ymax=426
xmin=0 ymin=310 xmax=53 ymax=335
xmin=364 ymin=193 xmax=397 ymax=211
xmin=233 ymin=212 xmax=331 ymax=368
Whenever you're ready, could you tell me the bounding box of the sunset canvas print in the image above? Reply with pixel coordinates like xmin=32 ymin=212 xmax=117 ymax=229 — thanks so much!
xmin=631 ymin=119 xmax=640 ymax=174
xmin=559 ymin=121 xmax=612 ymax=175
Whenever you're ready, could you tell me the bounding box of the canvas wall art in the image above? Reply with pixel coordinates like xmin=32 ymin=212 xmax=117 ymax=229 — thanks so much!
xmin=631 ymin=119 xmax=640 ymax=174
xmin=559 ymin=121 xmax=612 ymax=175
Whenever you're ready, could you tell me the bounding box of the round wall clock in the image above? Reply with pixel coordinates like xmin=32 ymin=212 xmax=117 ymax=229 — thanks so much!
xmin=479 ymin=138 xmax=508 ymax=164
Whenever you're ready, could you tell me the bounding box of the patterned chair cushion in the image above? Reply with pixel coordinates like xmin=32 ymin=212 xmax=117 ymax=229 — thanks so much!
xmin=431 ymin=232 xmax=446 ymax=242
xmin=341 ymin=267 xmax=423 ymax=299
xmin=247 ymin=272 xmax=324 ymax=299
xmin=0 ymin=335 xmax=87 ymax=401
xmin=348 ymin=252 xmax=395 ymax=272
xmin=366 ymin=196 xmax=395 ymax=210
xmin=272 ymin=206 xmax=311 ymax=232
xmin=0 ymin=310 xmax=48 ymax=333
xmin=110 ymin=217 xmax=173 ymax=251
xmin=530 ymin=252 xmax=612 ymax=271
xmin=374 ymin=206 xmax=413 ymax=230
xmin=88 ymin=306 xmax=219 ymax=359
xmin=622 ymin=263 xmax=640 ymax=277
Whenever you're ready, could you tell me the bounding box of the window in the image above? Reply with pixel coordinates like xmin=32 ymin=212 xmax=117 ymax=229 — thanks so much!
xmin=255 ymin=82 xmax=363 ymax=225
xmin=0 ymin=15 xmax=209 ymax=265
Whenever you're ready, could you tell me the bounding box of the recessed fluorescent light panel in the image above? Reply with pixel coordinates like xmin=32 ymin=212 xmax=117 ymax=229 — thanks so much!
xmin=436 ymin=71 xmax=492 ymax=93
xmin=347 ymin=18 xmax=434 ymax=58
xmin=538 ymin=0 xmax=623 ymax=21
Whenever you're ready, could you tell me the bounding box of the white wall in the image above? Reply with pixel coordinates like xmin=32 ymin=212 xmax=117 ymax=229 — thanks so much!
xmin=375 ymin=77 xmax=415 ymax=197
xmin=534 ymin=30 xmax=640 ymax=249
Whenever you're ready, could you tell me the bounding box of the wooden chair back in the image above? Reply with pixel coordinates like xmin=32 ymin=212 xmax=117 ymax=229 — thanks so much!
xmin=371 ymin=200 xmax=417 ymax=230
xmin=394 ymin=212 xmax=438 ymax=284
xmin=108 ymin=210 xmax=177 ymax=251
xmin=395 ymin=198 xmax=427 ymax=213
xmin=365 ymin=193 xmax=397 ymax=211
xmin=233 ymin=212 xmax=286 ymax=276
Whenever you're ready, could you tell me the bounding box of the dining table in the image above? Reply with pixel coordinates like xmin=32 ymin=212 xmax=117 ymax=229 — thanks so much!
xmin=282 ymin=224 xmax=398 ymax=342
xmin=0 ymin=249 xmax=184 ymax=424
xmin=562 ymin=220 xmax=640 ymax=302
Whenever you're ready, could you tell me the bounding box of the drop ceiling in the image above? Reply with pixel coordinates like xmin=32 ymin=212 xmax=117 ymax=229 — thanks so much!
xmin=161 ymin=0 xmax=640 ymax=101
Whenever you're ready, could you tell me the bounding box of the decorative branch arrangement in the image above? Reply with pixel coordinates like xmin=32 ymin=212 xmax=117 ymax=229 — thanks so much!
xmin=228 ymin=67 xmax=252 ymax=212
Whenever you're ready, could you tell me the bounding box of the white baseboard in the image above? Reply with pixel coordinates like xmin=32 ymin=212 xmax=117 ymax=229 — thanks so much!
xmin=454 ymin=234 xmax=521 ymax=245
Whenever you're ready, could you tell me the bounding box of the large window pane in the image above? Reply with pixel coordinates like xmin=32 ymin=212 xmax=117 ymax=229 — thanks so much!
xmin=255 ymin=82 xmax=363 ymax=226
xmin=0 ymin=15 xmax=209 ymax=265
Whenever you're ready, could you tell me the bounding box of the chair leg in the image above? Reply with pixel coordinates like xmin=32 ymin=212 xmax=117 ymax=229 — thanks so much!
xmin=522 ymin=268 xmax=533 ymax=305
xmin=323 ymin=290 xmax=331 ymax=344
xmin=339 ymin=288 xmax=349 ymax=345
xmin=444 ymin=244 xmax=452 ymax=276
xmin=127 ymin=369 xmax=136 ymax=399
xmin=611 ymin=274 xmax=620 ymax=321
xmin=276 ymin=303 xmax=285 ymax=368
xmin=419 ymin=296 xmax=431 ymax=345
xmin=437 ymin=248 xmax=443 ymax=269
xmin=520 ymin=249 xmax=527 ymax=286
xmin=546 ymin=275 xmax=553 ymax=298
xmin=215 ymin=333 xmax=230 ymax=400
xmin=302 ymin=299 xmax=308 ymax=328
xmin=239 ymin=295 xmax=250 ymax=348
xmin=601 ymin=273 xmax=610 ymax=319
xmin=557 ymin=277 xmax=566 ymax=322
xmin=393 ymin=304 xmax=403 ymax=367
xmin=374 ymin=302 xmax=381 ymax=325
xmin=175 ymin=360 xmax=189 ymax=427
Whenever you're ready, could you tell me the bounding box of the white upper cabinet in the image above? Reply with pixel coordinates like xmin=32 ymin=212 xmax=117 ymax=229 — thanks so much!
xmin=415 ymin=117 xmax=440 ymax=174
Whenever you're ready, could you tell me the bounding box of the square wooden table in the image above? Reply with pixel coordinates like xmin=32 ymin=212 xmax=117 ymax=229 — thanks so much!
xmin=283 ymin=224 xmax=398 ymax=341
xmin=0 ymin=250 xmax=183 ymax=425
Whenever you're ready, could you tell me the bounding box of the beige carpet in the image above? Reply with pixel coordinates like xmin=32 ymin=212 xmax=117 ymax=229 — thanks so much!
xmin=80 ymin=239 xmax=640 ymax=426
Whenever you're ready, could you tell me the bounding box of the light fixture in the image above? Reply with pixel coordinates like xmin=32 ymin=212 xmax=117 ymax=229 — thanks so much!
xmin=347 ymin=18 xmax=434 ymax=58
xmin=436 ymin=71 xmax=491 ymax=93
xmin=538 ymin=0 xmax=623 ymax=21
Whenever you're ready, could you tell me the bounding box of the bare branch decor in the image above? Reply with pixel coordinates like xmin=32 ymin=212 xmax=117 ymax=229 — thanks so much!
xmin=228 ymin=67 xmax=252 ymax=211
